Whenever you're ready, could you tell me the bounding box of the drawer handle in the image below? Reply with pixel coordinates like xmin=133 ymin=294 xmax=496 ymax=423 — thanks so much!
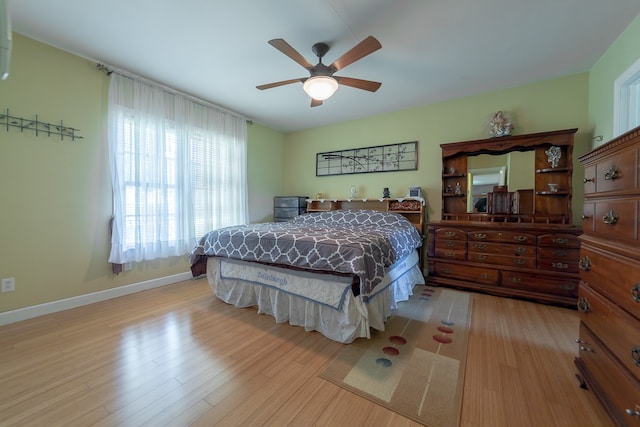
xmin=551 ymin=262 xmax=569 ymax=270
xmin=583 ymin=177 xmax=594 ymax=183
xmin=510 ymin=277 xmax=522 ymax=283
xmin=552 ymin=250 xmax=568 ymax=257
xmin=604 ymin=165 xmax=619 ymax=180
xmin=473 ymin=233 xmax=487 ymax=239
xmin=626 ymin=408 xmax=640 ymax=417
xmin=579 ymin=345 xmax=594 ymax=352
xmin=602 ymin=209 xmax=618 ymax=225
xmin=575 ymin=338 xmax=585 ymax=344
xmin=577 ymin=296 xmax=591 ymax=312
xmin=475 ymin=254 xmax=487 ymax=261
xmin=514 ymin=235 xmax=528 ymax=242
xmin=446 ymin=241 xmax=456 ymax=247
xmin=632 ymin=284 xmax=640 ymax=303
xmin=442 ymin=268 xmax=452 ymax=274
xmin=581 ymin=214 xmax=592 ymax=220
xmin=552 ymin=237 xmax=569 ymax=244
xmin=444 ymin=252 xmax=456 ymax=258
xmin=515 ymin=247 xmax=528 ymax=254
xmin=632 ymin=347 xmax=640 ymax=367
xmin=445 ymin=231 xmax=456 ymax=237
xmin=514 ymin=258 xmax=526 ymax=265
xmin=474 ymin=243 xmax=488 ymax=250
xmin=558 ymin=284 xmax=576 ymax=290
xmin=479 ymin=273 xmax=492 ymax=279
xmin=578 ymin=256 xmax=591 ymax=271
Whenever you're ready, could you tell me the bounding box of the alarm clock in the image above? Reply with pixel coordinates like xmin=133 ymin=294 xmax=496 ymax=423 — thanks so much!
xmin=408 ymin=186 xmax=421 ymax=198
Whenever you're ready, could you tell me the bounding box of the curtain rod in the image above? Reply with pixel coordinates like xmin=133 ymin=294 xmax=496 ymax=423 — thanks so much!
xmin=96 ymin=63 xmax=252 ymax=125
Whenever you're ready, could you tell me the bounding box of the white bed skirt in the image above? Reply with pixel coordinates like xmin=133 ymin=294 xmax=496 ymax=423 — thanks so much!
xmin=206 ymin=251 xmax=424 ymax=343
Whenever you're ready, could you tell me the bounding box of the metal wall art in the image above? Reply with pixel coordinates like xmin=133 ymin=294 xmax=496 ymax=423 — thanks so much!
xmin=316 ymin=141 xmax=417 ymax=176
xmin=0 ymin=109 xmax=83 ymax=141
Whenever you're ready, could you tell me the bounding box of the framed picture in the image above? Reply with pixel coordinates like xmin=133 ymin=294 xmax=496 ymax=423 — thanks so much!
xmin=316 ymin=141 xmax=418 ymax=176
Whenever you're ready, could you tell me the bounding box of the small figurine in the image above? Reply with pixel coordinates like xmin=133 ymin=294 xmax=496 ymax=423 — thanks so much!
xmin=488 ymin=111 xmax=514 ymax=137
xmin=545 ymin=146 xmax=562 ymax=168
xmin=383 ymin=187 xmax=390 ymax=198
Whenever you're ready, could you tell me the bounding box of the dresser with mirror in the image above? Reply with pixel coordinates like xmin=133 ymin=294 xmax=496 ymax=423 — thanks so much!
xmin=427 ymin=128 xmax=582 ymax=306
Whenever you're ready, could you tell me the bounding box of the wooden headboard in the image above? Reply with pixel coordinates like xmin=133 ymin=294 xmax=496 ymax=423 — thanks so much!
xmin=305 ymin=197 xmax=425 ymax=233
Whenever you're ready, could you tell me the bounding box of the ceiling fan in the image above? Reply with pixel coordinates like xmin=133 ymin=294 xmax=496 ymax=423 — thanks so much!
xmin=256 ymin=35 xmax=382 ymax=107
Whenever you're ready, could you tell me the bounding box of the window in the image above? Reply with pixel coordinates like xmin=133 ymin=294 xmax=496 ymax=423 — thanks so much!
xmin=108 ymin=74 xmax=248 ymax=264
xmin=614 ymin=57 xmax=640 ymax=136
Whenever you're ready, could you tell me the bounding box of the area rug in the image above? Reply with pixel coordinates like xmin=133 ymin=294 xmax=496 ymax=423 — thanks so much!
xmin=320 ymin=286 xmax=472 ymax=427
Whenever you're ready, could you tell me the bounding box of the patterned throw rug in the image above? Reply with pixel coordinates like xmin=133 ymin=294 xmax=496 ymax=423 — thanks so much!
xmin=320 ymin=286 xmax=472 ymax=427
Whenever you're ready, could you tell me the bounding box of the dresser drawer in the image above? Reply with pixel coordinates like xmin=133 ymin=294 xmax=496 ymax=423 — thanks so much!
xmin=434 ymin=247 xmax=466 ymax=260
xmin=590 ymin=198 xmax=639 ymax=243
xmin=538 ymin=257 xmax=579 ymax=274
xmin=434 ymin=262 xmax=498 ymax=285
xmin=537 ymin=246 xmax=580 ymax=260
xmin=468 ymin=241 xmax=535 ymax=256
xmin=585 ymin=146 xmax=639 ymax=195
xmin=581 ymin=200 xmax=596 ymax=233
xmin=467 ymin=252 xmax=536 ymax=268
xmin=435 ymin=239 xmax=466 ymax=251
xmin=579 ymin=283 xmax=640 ymax=378
xmin=467 ymin=230 xmax=536 ymax=244
xmin=435 ymin=227 xmax=467 ymax=241
xmin=579 ymin=244 xmax=640 ymax=318
xmin=537 ymin=233 xmax=581 ymax=248
xmin=502 ymin=271 xmax=577 ymax=297
xmin=577 ymin=323 xmax=640 ymax=426
xmin=583 ymin=164 xmax=597 ymax=195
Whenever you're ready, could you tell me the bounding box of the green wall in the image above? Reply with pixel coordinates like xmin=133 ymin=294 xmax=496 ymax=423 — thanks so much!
xmin=589 ymin=15 xmax=640 ymax=145
xmin=248 ymin=123 xmax=286 ymax=223
xmin=0 ymin=34 xmax=285 ymax=313
xmin=283 ymin=74 xmax=591 ymax=223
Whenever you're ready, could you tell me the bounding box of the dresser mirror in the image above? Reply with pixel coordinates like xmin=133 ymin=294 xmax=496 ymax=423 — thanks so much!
xmin=466 ymin=151 xmax=534 ymax=213
xmin=467 ymin=166 xmax=506 ymax=212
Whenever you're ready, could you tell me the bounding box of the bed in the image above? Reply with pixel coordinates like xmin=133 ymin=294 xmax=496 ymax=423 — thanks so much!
xmin=189 ymin=206 xmax=425 ymax=343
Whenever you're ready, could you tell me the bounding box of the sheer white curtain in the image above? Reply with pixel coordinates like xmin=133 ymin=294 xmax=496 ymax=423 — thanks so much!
xmin=108 ymin=73 xmax=248 ymax=264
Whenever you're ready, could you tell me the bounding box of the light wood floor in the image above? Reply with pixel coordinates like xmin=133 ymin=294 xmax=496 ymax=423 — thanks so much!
xmin=0 ymin=279 xmax=611 ymax=427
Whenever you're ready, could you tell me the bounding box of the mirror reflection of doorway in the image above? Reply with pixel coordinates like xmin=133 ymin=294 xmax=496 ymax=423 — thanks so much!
xmin=467 ymin=166 xmax=506 ymax=213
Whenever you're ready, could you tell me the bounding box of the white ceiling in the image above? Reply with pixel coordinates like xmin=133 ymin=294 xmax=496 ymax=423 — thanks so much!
xmin=9 ymin=0 xmax=640 ymax=133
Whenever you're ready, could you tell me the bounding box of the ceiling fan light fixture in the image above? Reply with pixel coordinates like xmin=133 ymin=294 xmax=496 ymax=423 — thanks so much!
xmin=303 ymin=76 xmax=338 ymax=101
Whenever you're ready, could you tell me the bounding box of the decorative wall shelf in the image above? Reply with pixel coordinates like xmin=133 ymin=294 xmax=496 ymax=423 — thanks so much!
xmin=0 ymin=109 xmax=83 ymax=141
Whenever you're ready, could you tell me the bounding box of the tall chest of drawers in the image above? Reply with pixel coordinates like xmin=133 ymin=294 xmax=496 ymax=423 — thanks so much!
xmin=576 ymin=126 xmax=640 ymax=426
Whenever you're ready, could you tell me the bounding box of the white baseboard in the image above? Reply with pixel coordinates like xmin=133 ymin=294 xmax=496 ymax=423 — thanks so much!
xmin=0 ymin=272 xmax=194 ymax=326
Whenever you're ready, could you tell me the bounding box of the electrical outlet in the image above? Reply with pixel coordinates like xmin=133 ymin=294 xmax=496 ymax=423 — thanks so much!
xmin=124 ymin=262 xmax=133 ymax=271
xmin=1 ymin=277 xmax=15 ymax=292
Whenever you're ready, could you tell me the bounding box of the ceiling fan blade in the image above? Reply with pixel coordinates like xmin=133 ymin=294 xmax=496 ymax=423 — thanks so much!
xmin=268 ymin=39 xmax=314 ymax=70
xmin=329 ymin=36 xmax=382 ymax=71
xmin=310 ymin=98 xmax=323 ymax=107
xmin=256 ymin=78 xmax=306 ymax=90
xmin=335 ymin=76 xmax=382 ymax=92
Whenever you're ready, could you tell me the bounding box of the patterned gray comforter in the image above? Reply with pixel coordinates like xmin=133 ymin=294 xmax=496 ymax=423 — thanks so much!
xmin=189 ymin=209 xmax=423 ymax=297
